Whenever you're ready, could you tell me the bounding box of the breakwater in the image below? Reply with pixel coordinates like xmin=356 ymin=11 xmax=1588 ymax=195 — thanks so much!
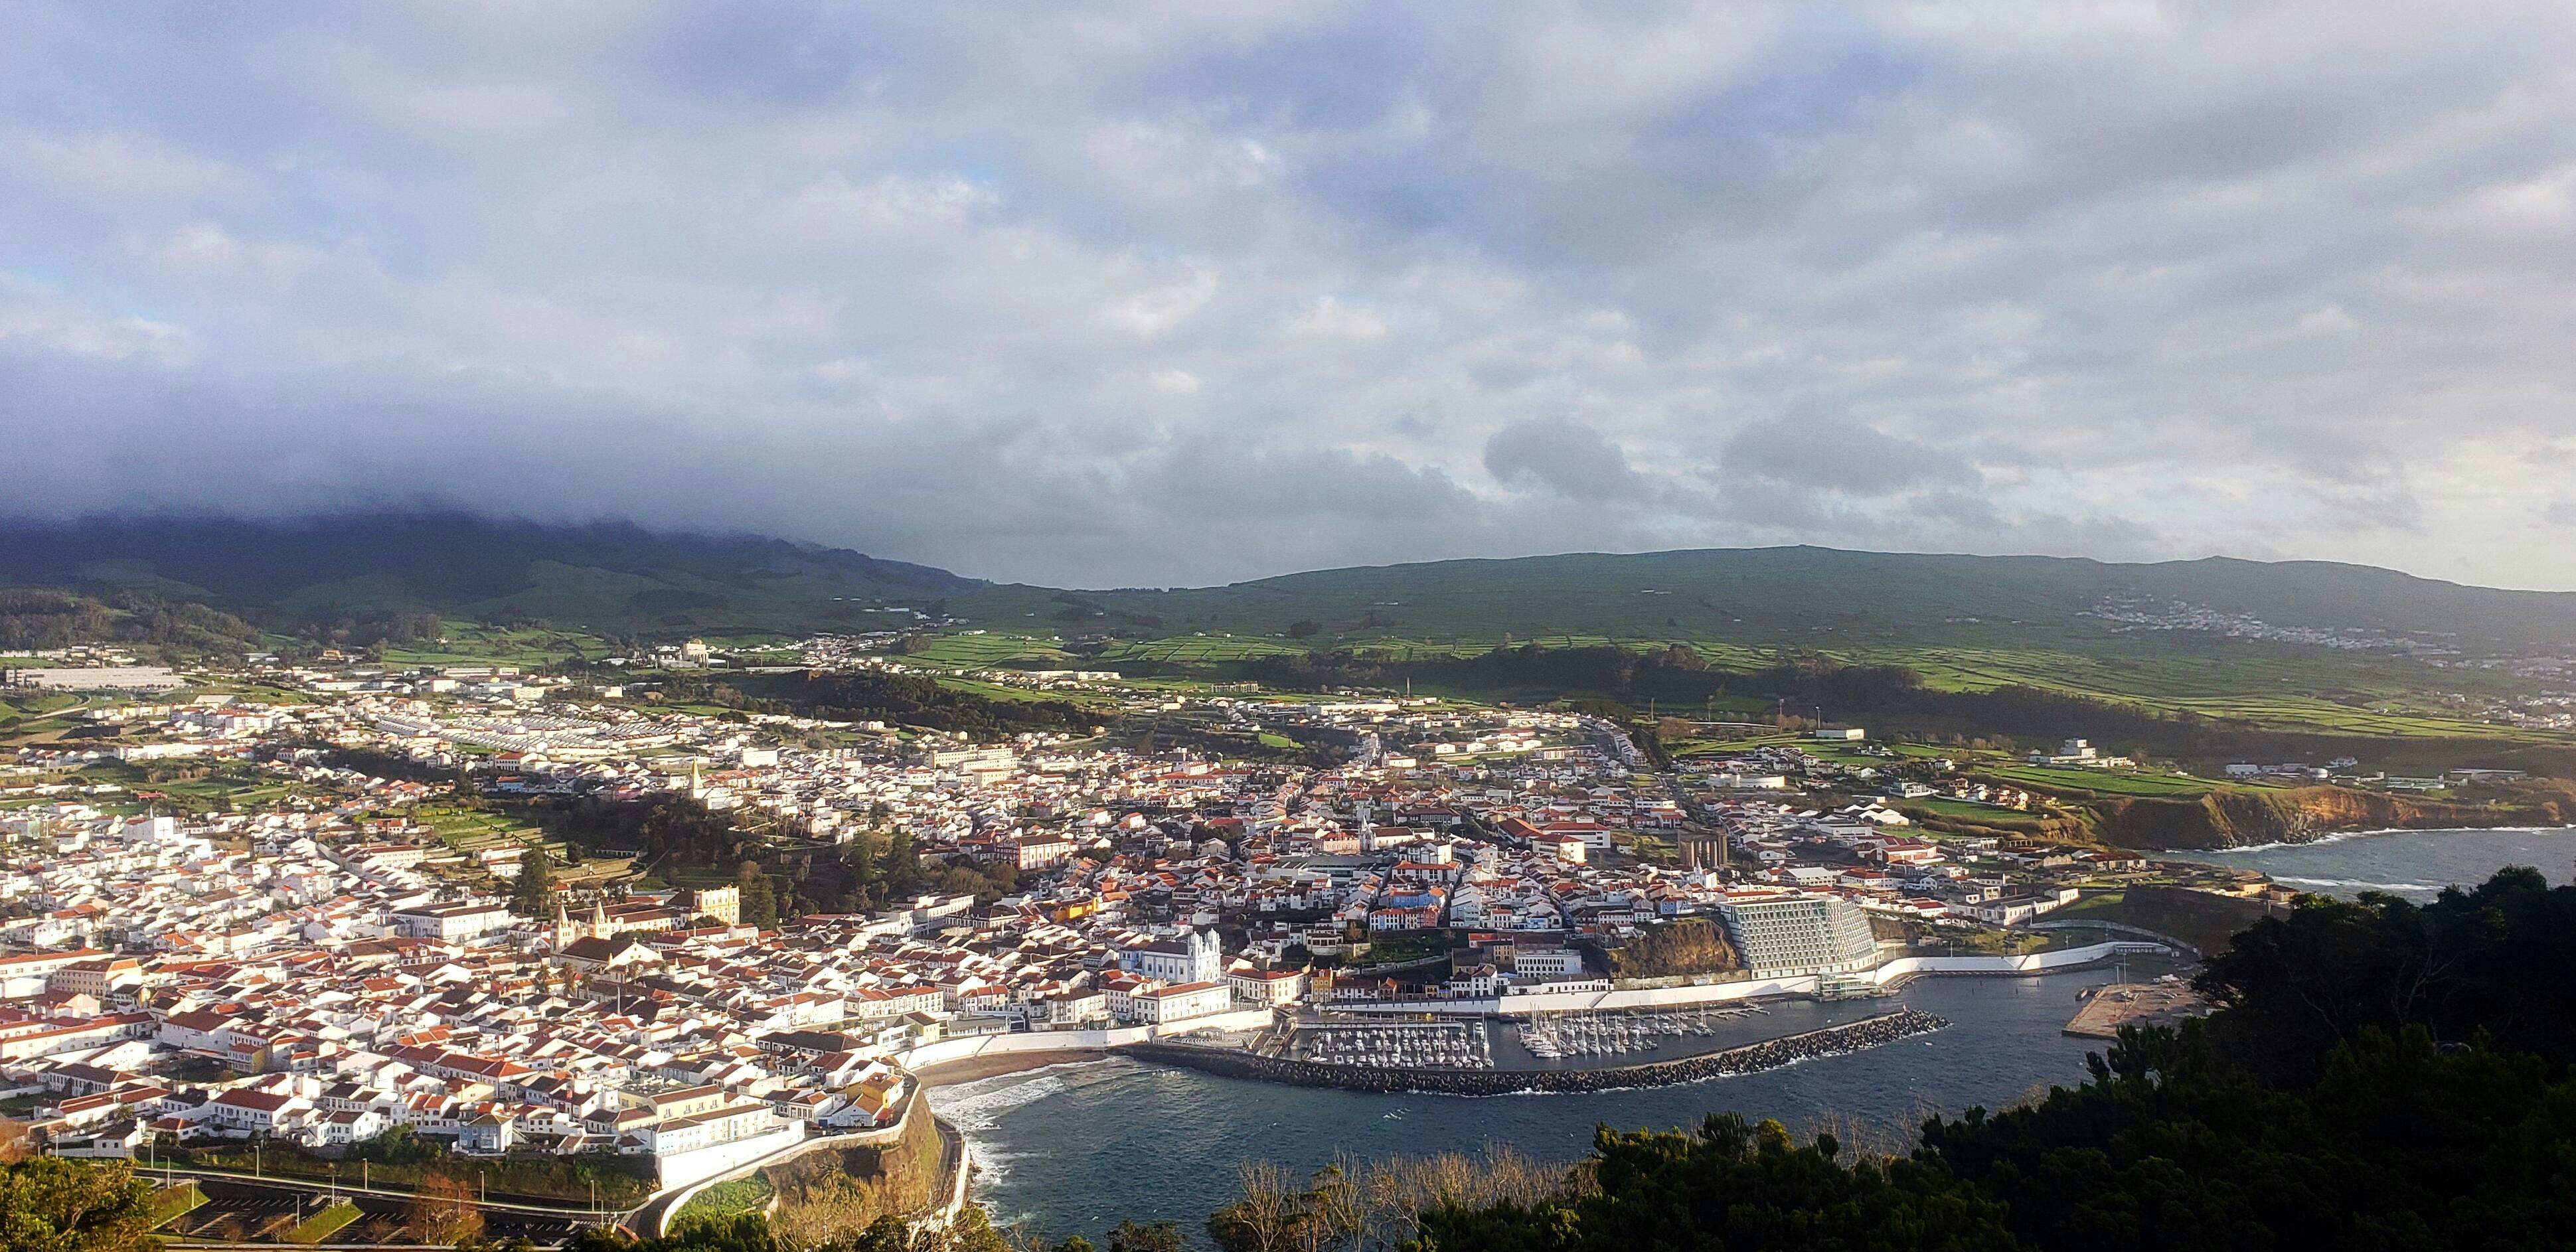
xmin=1125 ymin=1008 xmax=1946 ymax=1095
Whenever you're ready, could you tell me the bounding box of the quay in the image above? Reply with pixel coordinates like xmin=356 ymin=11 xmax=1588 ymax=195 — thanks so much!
xmin=1125 ymin=1008 xmax=1947 ymax=1095
xmin=2063 ymin=980 xmax=2208 ymax=1038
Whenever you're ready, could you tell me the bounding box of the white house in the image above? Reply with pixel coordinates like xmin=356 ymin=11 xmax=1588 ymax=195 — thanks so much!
xmin=1129 ymin=981 xmax=1233 ymax=1025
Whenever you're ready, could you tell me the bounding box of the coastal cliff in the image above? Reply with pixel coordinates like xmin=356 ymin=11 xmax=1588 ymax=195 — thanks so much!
xmin=756 ymin=1093 xmax=947 ymax=1246
xmin=2090 ymin=786 xmax=2568 ymax=850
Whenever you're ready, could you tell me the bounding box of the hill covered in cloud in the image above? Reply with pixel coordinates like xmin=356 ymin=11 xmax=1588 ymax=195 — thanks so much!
xmin=6 ymin=3 xmax=2576 ymax=588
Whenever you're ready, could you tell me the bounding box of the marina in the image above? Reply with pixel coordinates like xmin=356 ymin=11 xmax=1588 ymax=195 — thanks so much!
xmin=1516 ymin=1004 xmax=1770 ymax=1059
xmin=1292 ymin=1020 xmax=1494 ymax=1069
xmin=1136 ymin=1008 xmax=1947 ymax=1096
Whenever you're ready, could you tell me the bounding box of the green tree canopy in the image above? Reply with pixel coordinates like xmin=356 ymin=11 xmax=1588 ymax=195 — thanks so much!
xmin=0 ymin=1159 xmax=161 ymax=1252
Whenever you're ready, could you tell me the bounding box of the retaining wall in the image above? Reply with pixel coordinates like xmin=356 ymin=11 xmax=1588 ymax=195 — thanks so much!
xmin=654 ymin=1122 xmax=808 ymax=1192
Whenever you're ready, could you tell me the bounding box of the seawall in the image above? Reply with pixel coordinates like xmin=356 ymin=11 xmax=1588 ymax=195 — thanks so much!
xmin=1123 ymin=1008 xmax=1947 ymax=1096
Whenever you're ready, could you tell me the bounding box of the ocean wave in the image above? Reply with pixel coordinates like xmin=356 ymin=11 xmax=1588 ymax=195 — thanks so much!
xmin=2194 ymin=830 xmax=2377 ymax=854
xmin=2273 ymin=876 xmax=2446 ymax=894
xmin=927 ymin=1069 xmax=1088 ymax=1132
xmin=2192 ymin=826 xmax=2569 ymax=856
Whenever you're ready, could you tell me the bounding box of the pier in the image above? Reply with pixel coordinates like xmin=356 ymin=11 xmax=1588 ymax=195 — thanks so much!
xmin=2063 ymin=979 xmax=2208 ymax=1038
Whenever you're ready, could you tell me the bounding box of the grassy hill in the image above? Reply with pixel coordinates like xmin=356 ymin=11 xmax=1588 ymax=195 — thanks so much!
xmin=949 ymin=546 xmax=2576 ymax=654
xmin=13 ymin=516 xmax=2568 ymax=657
xmin=7 ymin=516 xmax=2573 ymax=750
xmin=0 ymin=513 xmax=981 ymax=635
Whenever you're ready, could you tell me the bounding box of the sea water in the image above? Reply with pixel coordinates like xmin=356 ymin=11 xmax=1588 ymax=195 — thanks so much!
xmin=933 ymin=826 xmax=2575 ymax=1240
xmin=2156 ymin=824 xmax=2576 ymax=900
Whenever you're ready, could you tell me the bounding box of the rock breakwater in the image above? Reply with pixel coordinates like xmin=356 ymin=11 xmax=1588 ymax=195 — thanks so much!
xmin=1125 ymin=1008 xmax=1946 ymax=1095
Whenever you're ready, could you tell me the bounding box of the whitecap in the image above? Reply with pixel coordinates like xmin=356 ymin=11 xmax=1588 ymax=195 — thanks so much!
xmin=928 ymin=1071 xmax=1079 ymax=1133
xmin=2272 ymin=876 xmax=2446 ymax=894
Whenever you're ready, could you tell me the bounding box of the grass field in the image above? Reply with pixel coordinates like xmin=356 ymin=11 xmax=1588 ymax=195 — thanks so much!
xmin=675 ymin=1174 xmax=775 ymax=1224
xmin=1979 ymin=764 xmax=2217 ymax=799
xmin=1101 ymin=635 xmax=1307 ymax=663
xmin=904 ymin=625 xmax=2567 ymax=745
xmin=930 ymin=675 xmax=1117 ymax=708
xmin=378 ymin=621 xmax=615 ymax=668
xmin=902 ymin=635 xmax=1077 ymax=666
xmin=1895 ymin=795 xmax=2053 ymax=826
xmin=283 ymin=1201 xmax=362 ymax=1244
xmin=151 ymin=1182 xmax=209 ymax=1227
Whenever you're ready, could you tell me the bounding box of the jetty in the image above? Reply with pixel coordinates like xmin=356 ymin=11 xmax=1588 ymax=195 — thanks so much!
xmin=2063 ymin=978 xmax=2208 ymax=1038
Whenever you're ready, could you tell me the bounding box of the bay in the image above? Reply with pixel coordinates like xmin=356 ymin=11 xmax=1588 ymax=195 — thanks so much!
xmin=927 ymin=966 xmax=2155 ymax=1241
xmin=929 ymin=825 xmax=2576 ymax=1241
xmin=2156 ymin=824 xmax=2576 ymax=900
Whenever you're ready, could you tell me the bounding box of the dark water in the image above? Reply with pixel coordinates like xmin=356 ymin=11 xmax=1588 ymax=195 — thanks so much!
xmin=930 ymin=827 xmax=2576 ymax=1239
xmin=928 ymin=967 xmax=2165 ymax=1240
xmin=2157 ymin=824 xmax=2576 ymax=900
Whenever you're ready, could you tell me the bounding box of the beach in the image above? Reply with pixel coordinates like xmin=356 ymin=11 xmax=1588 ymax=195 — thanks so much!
xmin=913 ymin=1048 xmax=1108 ymax=1087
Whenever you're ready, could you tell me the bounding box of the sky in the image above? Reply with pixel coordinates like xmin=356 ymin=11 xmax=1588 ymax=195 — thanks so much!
xmin=5 ymin=3 xmax=2576 ymax=591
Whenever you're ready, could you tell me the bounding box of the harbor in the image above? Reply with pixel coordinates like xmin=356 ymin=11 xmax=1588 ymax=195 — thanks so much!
xmin=1133 ymin=1008 xmax=1949 ymax=1095
xmin=1293 ymin=1020 xmax=1494 ymax=1069
xmin=1516 ymin=1004 xmax=1770 ymax=1059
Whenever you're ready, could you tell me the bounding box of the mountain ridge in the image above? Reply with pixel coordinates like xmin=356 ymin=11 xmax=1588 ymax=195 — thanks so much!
xmin=3 ymin=512 xmax=2573 ymax=652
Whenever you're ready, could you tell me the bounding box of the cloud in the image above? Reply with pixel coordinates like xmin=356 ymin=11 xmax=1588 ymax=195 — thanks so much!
xmin=1483 ymin=416 xmax=1641 ymax=501
xmin=1720 ymin=410 xmax=1977 ymax=497
xmin=2 ymin=2 xmax=2576 ymax=587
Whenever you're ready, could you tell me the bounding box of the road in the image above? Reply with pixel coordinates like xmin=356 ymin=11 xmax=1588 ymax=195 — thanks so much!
xmin=157 ymin=1177 xmax=598 ymax=1247
xmin=140 ymin=1163 xmax=629 ymax=1220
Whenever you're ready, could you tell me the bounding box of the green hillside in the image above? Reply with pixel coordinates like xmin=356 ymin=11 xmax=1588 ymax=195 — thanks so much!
xmin=0 ymin=514 xmax=980 ymax=634
xmin=949 ymin=546 xmax=2576 ymax=653
xmin=5 ymin=516 xmax=2571 ymax=748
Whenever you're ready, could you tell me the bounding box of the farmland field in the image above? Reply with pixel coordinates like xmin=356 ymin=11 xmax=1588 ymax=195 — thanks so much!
xmin=1979 ymin=764 xmax=2217 ymax=799
xmin=380 ymin=621 xmax=613 ymax=668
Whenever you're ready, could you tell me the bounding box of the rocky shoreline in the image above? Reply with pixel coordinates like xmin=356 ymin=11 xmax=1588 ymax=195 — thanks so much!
xmin=1125 ymin=1008 xmax=1947 ymax=1096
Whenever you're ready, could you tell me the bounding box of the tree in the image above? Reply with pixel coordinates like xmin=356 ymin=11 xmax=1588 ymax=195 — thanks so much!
xmin=1287 ymin=620 xmax=1321 ymax=639
xmin=511 ymin=847 xmax=557 ymax=917
xmin=405 ymin=1173 xmax=484 ymax=1247
xmin=736 ymin=861 xmax=779 ymax=929
xmin=1106 ymin=1222 xmax=1182 ymax=1252
xmin=884 ymin=829 xmax=923 ymax=898
xmin=0 ymin=1158 xmax=159 ymax=1252
xmin=1206 ymin=1161 xmax=1313 ymax=1252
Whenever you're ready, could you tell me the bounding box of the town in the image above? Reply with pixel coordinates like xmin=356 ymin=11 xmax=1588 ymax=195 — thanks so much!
xmin=0 ymin=635 xmax=2331 ymax=1237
